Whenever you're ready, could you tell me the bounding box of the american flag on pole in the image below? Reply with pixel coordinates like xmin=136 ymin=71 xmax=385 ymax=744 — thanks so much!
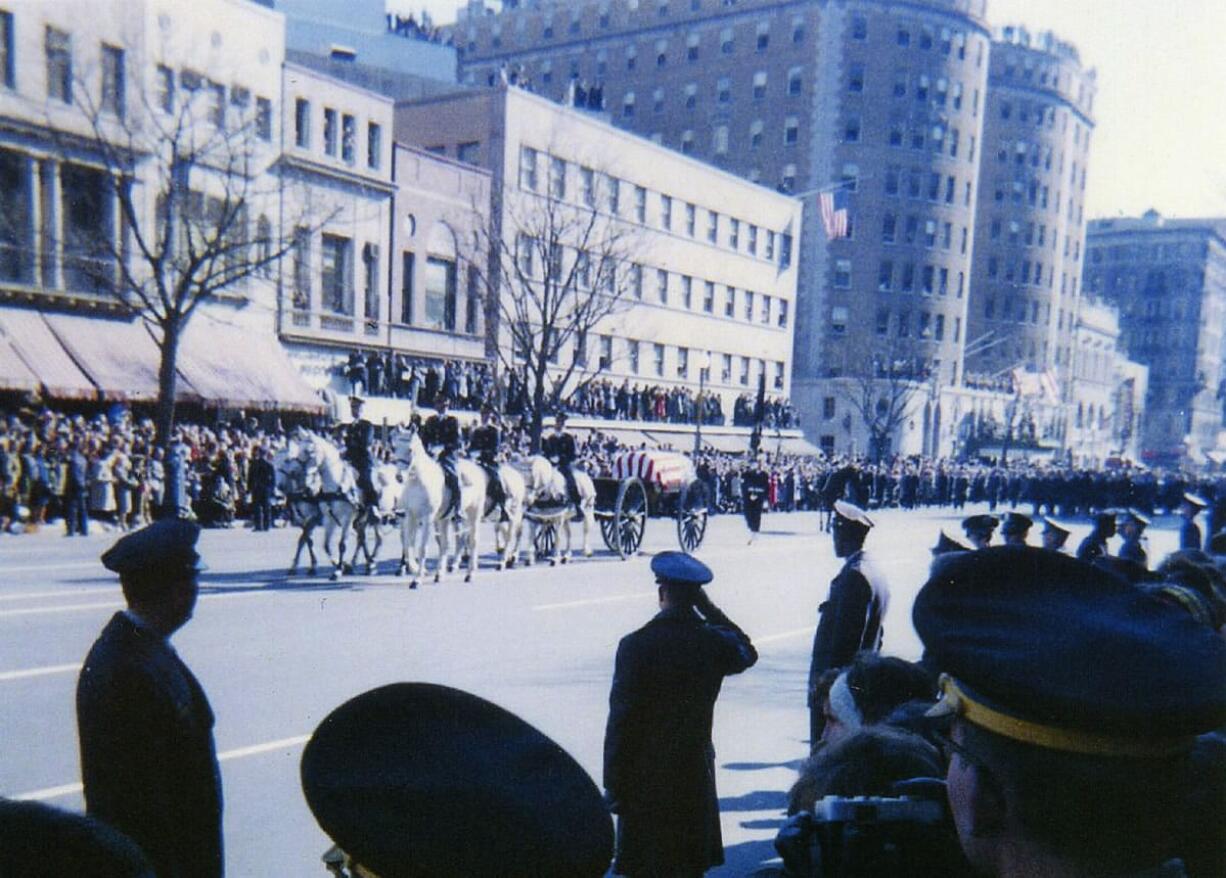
xmin=819 ymin=187 xmax=850 ymax=240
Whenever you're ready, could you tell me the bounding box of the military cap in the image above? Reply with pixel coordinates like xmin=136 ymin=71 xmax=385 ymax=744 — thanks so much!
xmin=961 ymin=514 xmax=998 ymax=535
xmin=348 ymin=395 xmax=365 ymax=406
xmin=101 ymin=518 xmax=204 ymax=578
xmin=915 ymin=547 xmax=1226 ymax=757
xmin=1182 ymin=492 xmax=1209 ymax=509
xmin=300 ymin=683 xmax=613 ymax=878
xmin=833 ymin=500 xmax=874 ymax=529
xmin=1091 ymin=510 xmax=1118 ymax=528
xmin=1041 ymin=517 xmax=1071 ymax=536
xmin=931 ymin=530 xmax=970 ymax=556
xmin=1117 ymin=509 xmax=1151 ymax=528
xmin=553 ymin=410 xmax=568 ymax=422
xmin=650 ymin=550 xmax=714 ymax=586
xmin=999 ymin=511 xmax=1033 ymax=536
xmin=0 ymin=798 xmax=153 ymax=877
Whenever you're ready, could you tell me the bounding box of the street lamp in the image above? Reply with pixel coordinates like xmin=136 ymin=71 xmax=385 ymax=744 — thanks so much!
xmin=694 ymin=350 xmax=712 ymax=454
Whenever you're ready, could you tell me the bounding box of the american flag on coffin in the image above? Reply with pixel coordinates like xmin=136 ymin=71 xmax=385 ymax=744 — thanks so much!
xmin=819 ymin=188 xmax=851 ymax=240
xmin=611 ymin=450 xmax=695 ymax=492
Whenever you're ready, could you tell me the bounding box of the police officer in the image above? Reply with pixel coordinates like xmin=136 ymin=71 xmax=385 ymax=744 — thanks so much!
xmin=999 ymin=511 xmax=1032 ymax=547
xmin=343 ymin=396 xmax=377 ymax=509
xmin=603 ymin=552 xmax=757 ymax=877
xmin=1117 ymin=509 xmax=1149 ymax=567
xmin=421 ymin=395 xmax=462 ymax=520
xmin=741 ymin=452 xmax=770 ymax=543
xmin=916 ymin=548 xmax=1226 ymax=878
xmin=1076 ymin=510 xmax=1115 ymax=562
xmin=541 ymin=412 xmax=579 ymax=506
xmin=809 ymin=500 xmax=889 ymax=751
xmin=468 ymin=402 xmax=505 ymax=517
xmin=1039 ymin=517 xmax=1071 ymax=553
xmin=1178 ymin=493 xmax=1208 ymax=551
xmin=961 ymin=514 xmax=998 ymax=550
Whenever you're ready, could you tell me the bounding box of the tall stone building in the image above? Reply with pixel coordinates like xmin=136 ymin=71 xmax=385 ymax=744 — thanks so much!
xmin=1083 ymin=212 xmax=1226 ymax=467
xmin=965 ymin=26 xmax=1096 ymax=408
xmin=454 ymin=0 xmax=992 ymax=457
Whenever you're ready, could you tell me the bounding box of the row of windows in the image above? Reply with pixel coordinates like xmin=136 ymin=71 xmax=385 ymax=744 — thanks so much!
xmin=623 ymin=66 xmax=807 ymax=114
xmin=873 ymin=260 xmax=966 ymax=298
xmin=989 ymin=177 xmax=1083 ymax=225
xmin=881 ymin=214 xmax=970 ymax=255
xmin=512 ymin=233 xmax=790 ymax=327
xmin=882 ymin=118 xmax=977 ymax=164
xmin=156 ymin=65 xmax=274 ymax=141
xmin=292 ymin=98 xmax=383 ymax=171
xmin=517 ymin=147 xmax=792 ymax=267
xmin=866 ymin=307 xmax=959 ymax=342
xmin=1087 ymin=241 xmax=1207 ymax=263
xmin=998 ymin=99 xmax=1092 ymax=151
xmin=987 ymin=220 xmax=1082 ymax=264
xmin=853 ymin=65 xmax=979 ymax=118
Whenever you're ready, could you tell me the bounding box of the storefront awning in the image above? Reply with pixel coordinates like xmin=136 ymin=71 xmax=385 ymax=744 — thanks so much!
xmin=175 ymin=315 xmax=326 ymax=413
xmin=0 ymin=330 xmax=39 ymax=394
xmin=771 ymin=435 xmax=823 ymax=456
xmin=696 ymin=432 xmax=752 ymax=454
xmin=0 ymin=309 xmax=97 ymax=400
xmin=44 ymin=312 xmax=164 ymax=402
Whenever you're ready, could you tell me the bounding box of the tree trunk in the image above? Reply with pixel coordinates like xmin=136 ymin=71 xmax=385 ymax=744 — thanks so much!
xmin=155 ymin=317 xmax=181 ymax=452
xmin=529 ymin=363 xmax=546 ymax=454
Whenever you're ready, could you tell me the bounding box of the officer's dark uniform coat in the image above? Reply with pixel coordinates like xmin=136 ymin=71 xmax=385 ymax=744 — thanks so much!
xmin=808 ymin=551 xmax=886 ymax=692
xmin=603 ymin=605 xmax=757 ymax=875
xmin=77 ymin=612 xmax=223 ymax=878
xmin=1180 ymin=518 xmax=1203 ymax=552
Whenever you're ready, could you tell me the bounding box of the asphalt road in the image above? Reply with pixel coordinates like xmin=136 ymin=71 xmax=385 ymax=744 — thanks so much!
xmin=0 ymin=505 xmax=1186 ymax=876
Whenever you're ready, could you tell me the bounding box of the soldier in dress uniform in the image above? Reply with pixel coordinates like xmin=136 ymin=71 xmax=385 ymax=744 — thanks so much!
xmin=342 ymin=396 xmax=377 ymax=509
xmin=1178 ymin=493 xmax=1208 ymax=552
xmin=1117 ymin=509 xmax=1150 ymax=568
xmin=961 ymin=514 xmax=999 ymax=550
xmin=1039 ymin=517 xmax=1071 ymax=553
xmin=468 ymin=402 xmax=505 ymax=517
xmin=1076 ymin=511 xmax=1116 ymax=562
xmin=741 ymin=452 xmax=770 ymax=543
xmin=541 ymin=412 xmax=580 ymax=506
xmin=421 ymin=396 xmax=462 ymax=520
xmin=916 ymin=548 xmax=1226 ymax=878
xmin=808 ymin=500 xmax=889 ymax=751
xmin=1000 ymin=511 xmax=1033 ymax=547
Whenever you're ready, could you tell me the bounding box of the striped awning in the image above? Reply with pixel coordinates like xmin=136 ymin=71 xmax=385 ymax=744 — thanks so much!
xmin=43 ymin=312 xmax=164 ymax=402
xmin=0 ymin=308 xmax=96 ymax=400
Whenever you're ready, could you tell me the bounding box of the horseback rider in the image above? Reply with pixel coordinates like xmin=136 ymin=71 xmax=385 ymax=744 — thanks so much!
xmin=541 ymin=412 xmax=580 ymax=506
xmin=421 ymin=395 xmax=463 ymax=521
xmin=342 ymin=396 xmax=377 ymax=508
xmin=468 ymin=402 xmax=505 ymax=518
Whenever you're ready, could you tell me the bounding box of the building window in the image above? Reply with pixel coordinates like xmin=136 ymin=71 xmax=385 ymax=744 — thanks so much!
xmin=400 ymin=251 xmax=415 ymax=324
xmin=788 ymin=67 xmax=803 ymax=96
xmin=519 ymin=146 xmax=538 ymax=191
xmin=707 ymin=210 xmax=718 ymax=243
xmin=761 ymin=295 xmax=771 ymax=323
xmin=653 ymin=343 xmax=665 ymax=376
xmin=831 ymin=306 xmax=848 ymax=333
xmin=321 ymin=234 xmax=354 ymax=316
xmin=622 ymin=91 xmax=635 ymax=118
xmin=677 ymin=346 xmax=688 ymax=378
xmin=725 ymin=286 xmax=736 ymax=317
xmin=600 ymin=335 xmax=613 ymax=369
xmin=256 ymin=97 xmax=273 ymax=141
xmin=156 ymin=65 xmax=174 ymax=113
xmin=0 ymin=12 xmax=12 ymax=89
xmin=456 ymin=141 xmax=479 ymax=164
xmin=550 ymin=155 xmax=566 ymax=198
xmin=681 ymin=275 xmax=692 ymax=308
xmin=341 ymin=114 xmax=357 ymax=164
xmin=424 ymin=255 xmax=457 ymax=331
xmin=703 ymin=281 xmax=714 ymax=312
xmin=652 ymin=86 xmax=664 ymax=112
xmin=844 ymin=116 xmax=860 ymax=143
xmin=784 ymin=116 xmax=799 ymax=145
xmin=101 ymin=45 xmax=125 ymax=118
xmin=740 ymin=356 xmax=750 ymax=385
xmin=45 ymin=27 xmax=72 ymax=103
xmin=656 ymin=268 xmax=668 ymax=303
xmin=720 ymin=27 xmax=734 ymax=54
xmin=683 ymin=82 xmax=697 ymax=109
xmin=209 ymin=82 xmax=225 ymax=128
xmin=362 ymin=243 xmax=380 ymax=332
xmin=630 ymin=263 xmax=643 ymax=298
xmin=848 ymin=63 xmax=864 ymax=93
xmin=717 ymin=76 xmax=731 ymax=103
xmin=367 ymin=123 xmax=382 ymax=168
xmin=878 ymin=260 xmax=893 ymax=291
xmin=634 ymin=185 xmax=647 ymax=223
xmin=752 ymin=70 xmax=767 ymax=100
xmin=686 ymin=32 xmax=700 ymax=61
xmin=742 ymin=289 xmax=754 ymax=321
xmin=685 ymin=203 xmax=696 ymax=236
xmin=323 ymin=108 xmax=338 ymax=156
xmin=778 ymin=300 xmax=789 ymax=328
xmin=660 ymin=193 xmax=672 ymax=230
xmin=851 ymin=15 xmax=867 ymax=39
xmin=756 ymin=21 xmax=770 ymax=51
xmin=294 ymin=98 xmax=310 ymax=148
xmin=833 ymin=260 xmax=851 ymax=288
xmin=292 ymin=227 xmax=312 ymax=311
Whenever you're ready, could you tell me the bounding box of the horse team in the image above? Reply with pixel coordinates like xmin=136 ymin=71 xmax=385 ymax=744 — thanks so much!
xmin=273 ymin=426 xmax=598 ymax=588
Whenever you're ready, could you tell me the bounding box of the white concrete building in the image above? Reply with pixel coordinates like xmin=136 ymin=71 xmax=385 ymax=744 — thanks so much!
xmin=1068 ymin=298 xmax=1147 ymax=465
xmin=393 ymin=84 xmax=802 ymax=427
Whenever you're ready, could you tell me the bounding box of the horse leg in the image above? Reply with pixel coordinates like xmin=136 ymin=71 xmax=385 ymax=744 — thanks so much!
xmin=582 ymin=501 xmax=595 ymax=558
xmin=434 ymin=520 xmax=447 ymax=583
xmin=464 ymin=506 xmax=478 ymax=583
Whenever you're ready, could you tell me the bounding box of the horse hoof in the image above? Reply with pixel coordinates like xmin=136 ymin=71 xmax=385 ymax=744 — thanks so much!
xmin=464 ymin=573 xmax=472 ymax=583
xmin=507 ymin=558 xmax=516 ymax=569
xmin=409 ymin=580 xmax=418 ymax=590
xmin=560 ymin=555 xmax=568 ymax=564
xmin=549 ymin=558 xmax=557 ymax=567
xmin=329 ymin=571 xmax=339 ymax=581
xmin=434 ymin=573 xmax=441 ymax=583
xmin=583 ymin=550 xmax=593 ymax=558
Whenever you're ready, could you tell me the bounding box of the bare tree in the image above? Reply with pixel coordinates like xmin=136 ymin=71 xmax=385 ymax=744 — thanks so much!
xmin=50 ymin=58 xmax=330 ymax=450
xmin=837 ymin=340 xmax=930 ymax=462
xmin=466 ymin=172 xmax=643 ymax=450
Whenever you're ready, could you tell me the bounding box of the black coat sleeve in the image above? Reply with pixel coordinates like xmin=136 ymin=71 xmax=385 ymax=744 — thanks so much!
xmin=808 ymin=569 xmax=872 ymax=699
xmin=602 ymin=638 xmax=643 ymax=805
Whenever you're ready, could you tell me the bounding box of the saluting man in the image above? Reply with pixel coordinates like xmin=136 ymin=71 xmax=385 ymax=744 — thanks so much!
xmin=603 ymin=552 xmax=757 ymax=877
xmin=343 ymin=396 xmax=376 ymax=509
xmin=421 ymin=396 xmax=462 ymax=521
xmin=808 ymin=500 xmax=889 ymax=751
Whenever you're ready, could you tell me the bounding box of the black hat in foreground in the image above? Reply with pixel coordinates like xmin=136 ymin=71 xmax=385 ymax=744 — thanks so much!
xmin=833 ymin=500 xmax=874 ymax=529
xmin=915 ymin=547 xmax=1226 ymax=756
xmin=301 ymin=683 xmax=613 ymax=878
xmin=961 ymin=514 xmax=998 ymax=536
xmin=650 ymin=550 xmax=714 ymax=587
xmin=999 ymin=511 xmax=1033 ymax=536
xmin=0 ymin=798 xmax=152 ymax=877
xmin=931 ymin=530 xmax=970 ymax=556
xmin=101 ymin=518 xmax=205 ymax=578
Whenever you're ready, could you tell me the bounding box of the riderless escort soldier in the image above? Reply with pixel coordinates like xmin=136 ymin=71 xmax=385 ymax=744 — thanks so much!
xmin=343 ymin=396 xmax=377 ymax=509
xmin=468 ymin=402 xmax=505 ymax=517
xmin=421 ymin=396 xmax=462 ymax=521
xmin=541 ymin=412 xmax=580 ymax=506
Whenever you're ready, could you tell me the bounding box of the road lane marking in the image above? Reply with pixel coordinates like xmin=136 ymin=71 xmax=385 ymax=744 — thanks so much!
xmin=0 ymin=560 xmax=102 ymax=575
xmin=0 ymin=662 xmax=80 ymax=682
xmin=13 ymin=735 xmax=312 ymax=802
xmin=0 ymin=589 xmax=277 ymax=620
xmin=533 ymin=591 xmax=655 ymax=611
xmin=0 ymin=587 xmax=116 ymax=602
xmin=756 ymin=625 xmax=816 ymax=645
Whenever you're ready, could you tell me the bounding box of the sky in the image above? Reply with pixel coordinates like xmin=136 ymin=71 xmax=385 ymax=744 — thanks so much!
xmin=392 ymin=0 xmax=1226 ymax=221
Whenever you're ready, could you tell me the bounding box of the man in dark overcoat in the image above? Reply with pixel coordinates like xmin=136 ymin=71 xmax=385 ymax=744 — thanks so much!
xmin=77 ymin=519 xmax=223 ymax=878
xmin=808 ymin=501 xmax=889 ymax=749
xmin=741 ymin=453 xmax=770 ymax=542
xmin=603 ymin=552 xmax=757 ymax=877
xmin=247 ymin=445 xmax=275 ymax=531
xmin=342 ymin=396 xmax=376 ymax=509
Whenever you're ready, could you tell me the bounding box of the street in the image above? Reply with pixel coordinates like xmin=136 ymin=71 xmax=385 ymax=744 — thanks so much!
xmin=0 ymin=506 xmax=1186 ymax=876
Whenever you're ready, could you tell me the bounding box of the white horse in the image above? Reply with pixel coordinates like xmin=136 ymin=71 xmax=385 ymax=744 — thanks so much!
xmin=272 ymin=441 xmax=324 ymax=576
xmin=352 ymin=462 xmax=403 ymax=575
xmin=518 ymin=454 xmax=597 ymax=565
xmin=390 ymin=427 xmax=487 ymax=586
xmin=293 ymin=430 xmax=362 ymax=580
